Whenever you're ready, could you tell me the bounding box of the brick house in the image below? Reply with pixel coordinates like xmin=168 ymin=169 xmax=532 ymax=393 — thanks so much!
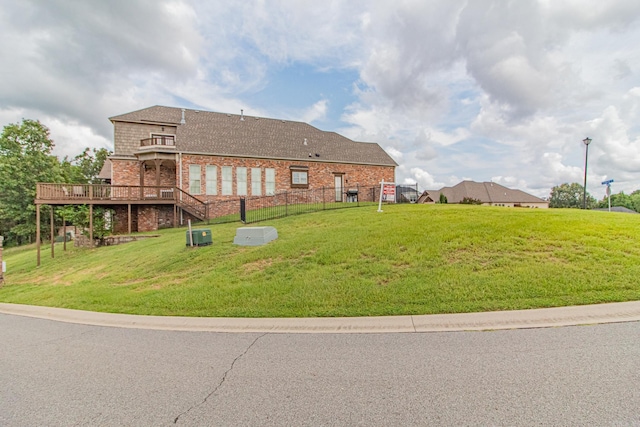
xmin=418 ymin=181 xmax=549 ymax=208
xmin=101 ymin=106 xmax=396 ymax=231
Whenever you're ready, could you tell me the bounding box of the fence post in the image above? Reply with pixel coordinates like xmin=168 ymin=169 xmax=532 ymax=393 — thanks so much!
xmin=322 ymin=187 xmax=325 ymax=210
xmin=240 ymin=198 xmax=246 ymax=223
xmin=285 ymin=191 xmax=289 ymax=217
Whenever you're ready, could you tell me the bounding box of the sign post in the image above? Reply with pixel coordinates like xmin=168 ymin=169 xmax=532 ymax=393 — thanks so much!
xmin=377 ymin=181 xmax=396 ymax=212
xmin=601 ymin=179 xmax=614 ymax=212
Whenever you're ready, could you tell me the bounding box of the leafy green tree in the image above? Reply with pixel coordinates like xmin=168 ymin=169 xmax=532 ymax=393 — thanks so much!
xmin=460 ymin=197 xmax=482 ymax=205
xmin=631 ymin=190 xmax=640 ymax=213
xmin=439 ymin=193 xmax=448 ymax=204
xmin=0 ymin=119 xmax=62 ymax=245
xmin=549 ymin=182 xmax=596 ymax=209
xmin=60 ymin=147 xmax=111 ymax=184
xmin=59 ymin=205 xmax=113 ymax=241
xmin=598 ymin=190 xmax=640 ymax=212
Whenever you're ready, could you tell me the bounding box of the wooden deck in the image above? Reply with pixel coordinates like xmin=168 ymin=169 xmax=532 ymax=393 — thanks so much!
xmin=36 ymin=183 xmax=178 ymax=205
xmin=36 ymin=183 xmax=208 ymax=220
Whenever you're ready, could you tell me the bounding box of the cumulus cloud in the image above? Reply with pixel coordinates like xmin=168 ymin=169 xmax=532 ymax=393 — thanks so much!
xmin=1 ymin=0 xmax=640 ymax=196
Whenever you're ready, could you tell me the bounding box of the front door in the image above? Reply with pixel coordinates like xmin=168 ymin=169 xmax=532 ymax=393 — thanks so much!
xmin=334 ymin=175 xmax=343 ymax=202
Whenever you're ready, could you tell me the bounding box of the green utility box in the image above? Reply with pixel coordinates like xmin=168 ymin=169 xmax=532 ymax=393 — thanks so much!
xmin=186 ymin=229 xmax=212 ymax=247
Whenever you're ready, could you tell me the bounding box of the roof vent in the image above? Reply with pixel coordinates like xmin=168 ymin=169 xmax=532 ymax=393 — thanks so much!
xmin=309 ymin=153 xmax=312 ymax=157
xmin=240 ymin=109 xmax=245 ymax=121
xmin=315 ymin=153 xmax=320 ymax=157
xmin=304 ymin=138 xmax=308 ymax=145
xmin=180 ymin=108 xmax=186 ymax=125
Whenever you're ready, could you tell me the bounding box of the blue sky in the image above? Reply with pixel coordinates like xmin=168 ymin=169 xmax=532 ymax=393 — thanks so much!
xmin=1 ymin=0 xmax=640 ymax=199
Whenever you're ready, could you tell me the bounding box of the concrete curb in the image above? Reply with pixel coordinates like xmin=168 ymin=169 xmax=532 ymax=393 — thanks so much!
xmin=1 ymin=301 xmax=639 ymax=334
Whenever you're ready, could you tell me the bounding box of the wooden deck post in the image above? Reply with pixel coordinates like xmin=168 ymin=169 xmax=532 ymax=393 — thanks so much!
xmin=63 ymin=215 xmax=67 ymax=251
xmin=36 ymin=204 xmax=41 ymax=267
xmin=89 ymin=204 xmax=94 ymax=248
xmin=155 ymin=160 xmax=161 ymax=198
xmin=128 ymin=204 xmax=132 ymax=234
xmin=50 ymin=205 xmax=55 ymax=259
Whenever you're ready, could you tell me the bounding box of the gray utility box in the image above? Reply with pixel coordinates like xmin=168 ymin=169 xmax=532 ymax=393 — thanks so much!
xmin=233 ymin=226 xmax=278 ymax=246
xmin=186 ymin=229 xmax=213 ymax=247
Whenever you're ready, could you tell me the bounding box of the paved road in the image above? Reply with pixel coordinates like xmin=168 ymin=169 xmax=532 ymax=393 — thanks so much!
xmin=1 ymin=313 xmax=639 ymax=426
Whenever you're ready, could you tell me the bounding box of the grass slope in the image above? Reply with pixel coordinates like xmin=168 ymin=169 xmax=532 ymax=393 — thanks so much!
xmin=1 ymin=204 xmax=639 ymax=317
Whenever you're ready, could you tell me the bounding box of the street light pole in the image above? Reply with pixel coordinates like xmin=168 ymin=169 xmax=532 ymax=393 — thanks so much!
xmin=582 ymin=137 xmax=592 ymax=209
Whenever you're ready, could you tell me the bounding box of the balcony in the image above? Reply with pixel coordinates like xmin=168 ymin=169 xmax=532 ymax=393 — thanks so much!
xmin=140 ymin=135 xmax=176 ymax=149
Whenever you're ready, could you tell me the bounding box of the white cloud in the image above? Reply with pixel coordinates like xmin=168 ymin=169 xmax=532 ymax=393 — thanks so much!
xmin=1 ymin=0 xmax=640 ymax=198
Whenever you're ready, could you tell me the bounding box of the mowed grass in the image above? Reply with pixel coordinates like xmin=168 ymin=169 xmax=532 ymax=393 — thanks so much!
xmin=1 ymin=204 xmax=639 ymax=317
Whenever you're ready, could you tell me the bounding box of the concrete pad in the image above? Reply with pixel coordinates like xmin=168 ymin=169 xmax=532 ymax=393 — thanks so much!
xmin=233 ymin=226 xmax=278 ymax=246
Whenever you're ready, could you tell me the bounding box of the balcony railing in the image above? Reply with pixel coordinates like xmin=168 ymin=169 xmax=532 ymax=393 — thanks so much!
xmin=140 ymin=135 xmax=176 ymax=147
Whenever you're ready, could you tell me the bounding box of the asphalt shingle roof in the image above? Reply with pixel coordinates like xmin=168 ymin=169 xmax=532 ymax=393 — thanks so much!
xmin=110 ymin=106 xmax=397 ymax=167
xmin=426 ymin=181 xmax=546 ymax=204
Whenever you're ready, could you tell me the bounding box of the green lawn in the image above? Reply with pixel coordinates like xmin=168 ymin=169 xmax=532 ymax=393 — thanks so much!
xmin=1 ymin=204 xmax=639 ymax=317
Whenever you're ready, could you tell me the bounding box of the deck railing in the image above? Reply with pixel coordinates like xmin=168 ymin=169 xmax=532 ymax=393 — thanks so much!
xmin=37 ymin=183 xmax=178 ymax=202
xmin=174 ymin=187 xmax=207 ymax=220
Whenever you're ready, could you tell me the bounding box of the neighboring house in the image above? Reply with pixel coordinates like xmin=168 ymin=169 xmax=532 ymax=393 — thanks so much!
xmin=396 ymin=185 xmax=419 ymax=203
xmin=418 ymin=181 xmax=549 ymax=208
xmin=43 ymin=106 xmax=396 ymax=233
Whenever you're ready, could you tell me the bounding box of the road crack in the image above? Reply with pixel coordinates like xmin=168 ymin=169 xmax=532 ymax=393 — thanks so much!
xmin=173 ymin=333 xmax=266 ymax=424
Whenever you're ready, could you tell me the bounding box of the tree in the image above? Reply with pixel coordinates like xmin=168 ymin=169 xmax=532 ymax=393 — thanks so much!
xmin=598 ymin=190 xmax=640 ymax=212
xmin=631 ymin=190 xmax=640 ymax=213
xmin=59 ymin=205 xmax=113 ymax=241
xmin=0 ymin=119 xmax=62 ymax=245
xmin=439 ymin=193 xmax=448 ymax=204
xmin=460 ymin=197 xmax=482 ymax=205
xmin=549 ymin=183 xmax=596 ymax=209
xmin=73 ymin=147 xmax=110 ymax=183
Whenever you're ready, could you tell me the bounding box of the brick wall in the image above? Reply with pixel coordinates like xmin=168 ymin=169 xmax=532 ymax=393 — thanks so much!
xmin=180 ymin=154 xmax=394 ymax=204
xmin=111 ymin=159 xmax=141 ymax=186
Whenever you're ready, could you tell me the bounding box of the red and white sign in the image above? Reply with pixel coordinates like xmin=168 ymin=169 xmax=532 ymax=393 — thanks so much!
xmin=382 ymin=184 xmax=396 ymax=202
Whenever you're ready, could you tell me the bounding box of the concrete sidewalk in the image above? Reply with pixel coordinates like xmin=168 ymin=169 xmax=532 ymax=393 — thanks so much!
xmin=1 ymin=301 xmax=640 ymax=333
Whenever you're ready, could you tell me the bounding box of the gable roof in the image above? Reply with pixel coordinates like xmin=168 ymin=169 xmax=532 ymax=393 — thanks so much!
xmin=110 ymin=106 xmax=397 ymax=167
xmin=427 ymin=181 xmax=546 ymax=204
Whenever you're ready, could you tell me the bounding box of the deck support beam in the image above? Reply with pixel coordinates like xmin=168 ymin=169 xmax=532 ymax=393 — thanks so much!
xmin=89 ymin=204 xmax=93 ymax=248
xmin=36 ymin=204 xmax=41 ymax=267
xmin=50 ymin=206 xmax=54 ymax=259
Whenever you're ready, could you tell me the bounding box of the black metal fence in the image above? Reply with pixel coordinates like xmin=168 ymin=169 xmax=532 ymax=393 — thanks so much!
xmin=240 ymin=185 xmax=381 ymax=224
xmin=202 ymin=183 xmax=420 ymax=225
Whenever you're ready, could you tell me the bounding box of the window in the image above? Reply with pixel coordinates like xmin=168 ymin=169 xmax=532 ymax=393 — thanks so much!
xmin=265 ymin=168 xmax=276 ymax=195
xmin=236 ymin=167 xmax=247 ymax=196
xmin=206 ymin=165 xmax=217 ymax=195
xmin=290 ymin=167 xmax=308 ymax=188
xmin=222 ymin=166 xmax=233 ymax=195
xmin=251 ymin=167 xmax=262 ymax=196
xmin=189 ymin=165 xmax=201 ymax=195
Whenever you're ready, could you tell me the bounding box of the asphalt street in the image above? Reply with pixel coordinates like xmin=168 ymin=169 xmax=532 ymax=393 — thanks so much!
xmin=1 ymin=313 xmax=639 ymax=426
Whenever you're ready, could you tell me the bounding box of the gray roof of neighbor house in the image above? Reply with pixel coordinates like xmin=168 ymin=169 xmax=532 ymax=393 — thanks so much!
xmin=110 ymin=106 xmax=398 ymax=167
xmin=425 ymin=181 xmax=547 ymax=204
